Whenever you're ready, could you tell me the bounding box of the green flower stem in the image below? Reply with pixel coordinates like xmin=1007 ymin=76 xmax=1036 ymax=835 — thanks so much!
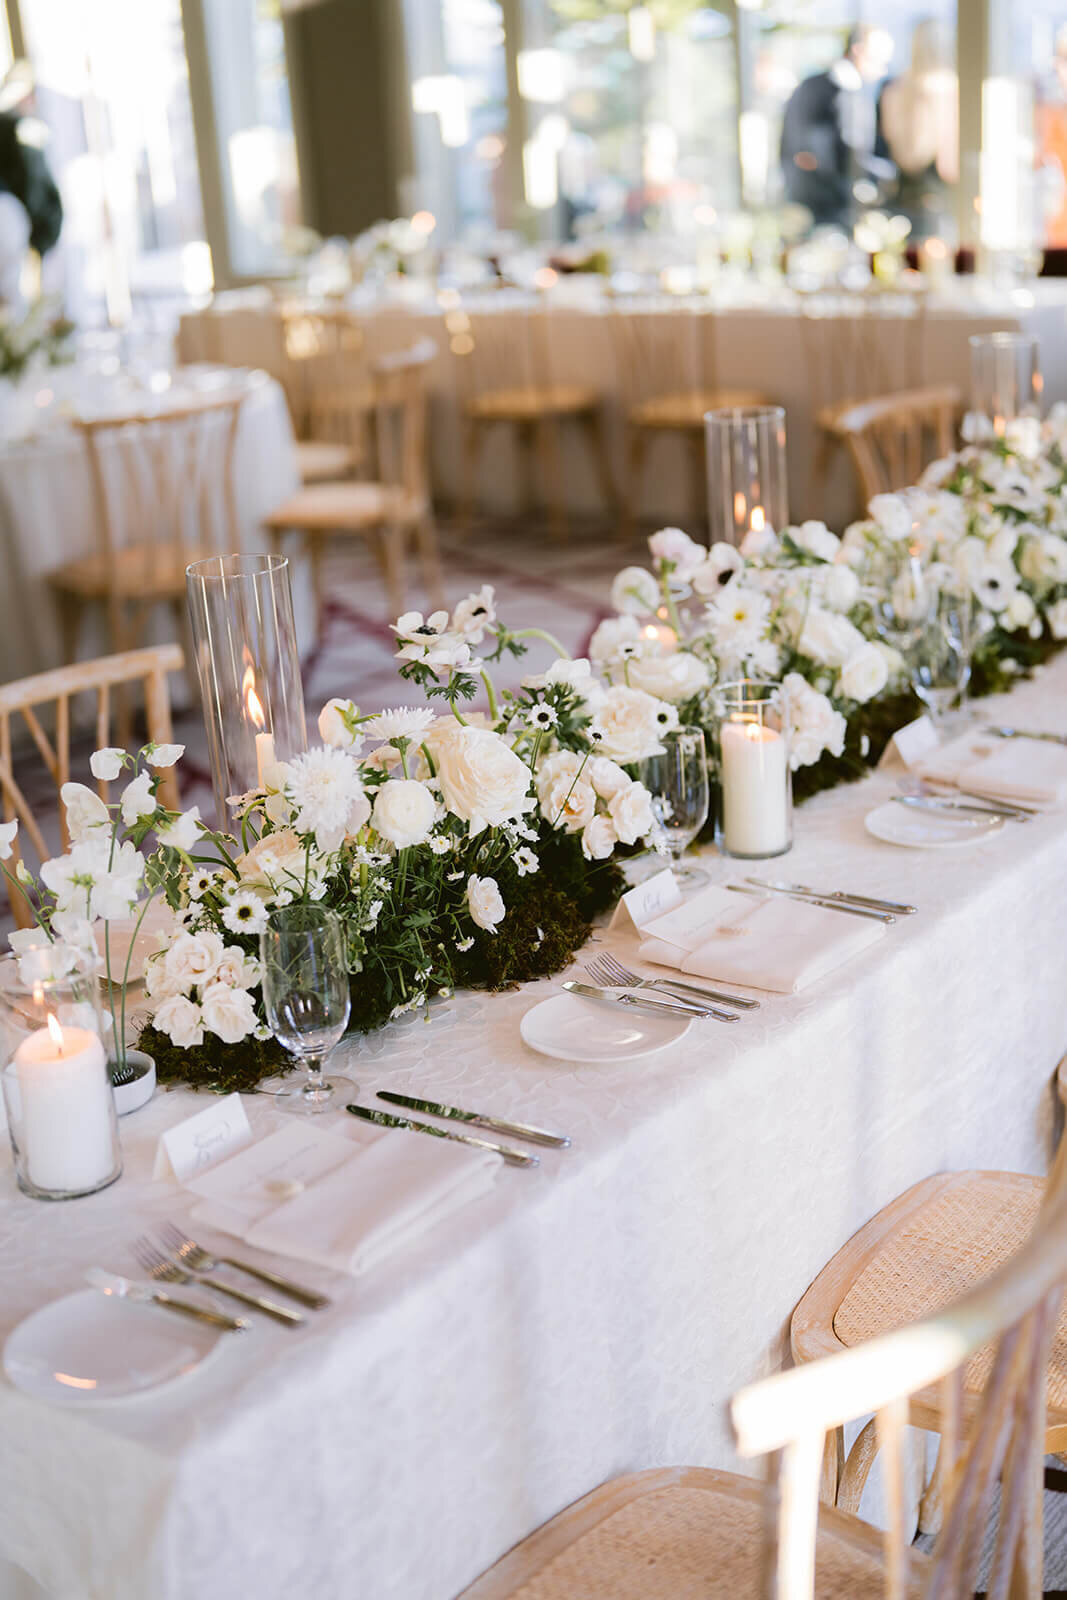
xmin=481 ymin=669 xmax=500 ymax=722
xmin=0 ymin=863 xmax=45 ymax=929
xmin=115 ymin=888 xmax=159 ymax=1069
xmin=657 ymin=575 xmax=685 ymax=641
xmin=550 ymin=751 xmax=592 ymax=829
xmin=511 ymin=627 xmax=569 ymax=659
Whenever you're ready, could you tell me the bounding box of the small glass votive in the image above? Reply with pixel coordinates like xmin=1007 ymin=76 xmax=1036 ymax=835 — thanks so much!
xmin=968 ymin=332 xmax=1042 ymax=436
xmin=705 ymin=405 xmax=789 ymax=550
xmin=711 ymin=680 xmax=793 ymax=860
xmin=0 ymin=952 xmax=122 ymax=1200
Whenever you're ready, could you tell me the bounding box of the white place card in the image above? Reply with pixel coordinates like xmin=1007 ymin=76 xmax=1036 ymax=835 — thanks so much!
xmin=609 ymin=868 xmax=684 ymax=932
xmin=152 ymin=1092 xmax=253 ymax=1182
xmin=879 ymin=714 xmax=940 ymax=771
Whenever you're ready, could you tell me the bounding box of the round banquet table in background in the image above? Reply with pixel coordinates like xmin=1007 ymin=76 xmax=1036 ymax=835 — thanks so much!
xmin=180 ymin=280 xmax=1067 ymax=533
xmin=0 ymin=367 xmax=303 ymax=689
xmin=3 ymin=654 xmax=1067 ymax=1600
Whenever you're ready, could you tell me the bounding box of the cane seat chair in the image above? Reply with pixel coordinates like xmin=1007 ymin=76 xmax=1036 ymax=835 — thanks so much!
xmin=264 ymin=339 xmax=444 ymax=625
xmin=816 ymin=386 xmax=961 ymax=505
xmin=0 ymin=644 xmax=182 ymax=928
xmin=463 ymin=1134 xmax=1067 ymax=1599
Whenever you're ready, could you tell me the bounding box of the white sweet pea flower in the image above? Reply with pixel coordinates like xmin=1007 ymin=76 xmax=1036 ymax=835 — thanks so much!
xmin=1004 ymin=415 xmax=1042 ymax=460
xmin=819 ymin=563 xmax=860 ymax=613
xmin=89 ymin=747 xmax=126 ymax=782
xmin=467 ymin=875 xmax=505 ymax=933
xmin=0 ymin=819 xmax=16 ymax=860
xmin=61 ymin=782 xmax=110 ymax=842
xmin=318 ymin=697 xmax=364 ymax=752
xmin=648 ymin=527 xmax=705 ymax=582
xmin=120 ymin=770 xmax=157 ymax=827
xmin=156 ymin=806 xmax=202 ymax=853
xmin=146 ymin=743 xmax=184 ymax=769
xmin=89 ymin=840 xmax=145 ymax=921
xmin=740 ymin=523 xmax=777 ymax=557
xmin=610 ymin=566 xmax=660 ymax=615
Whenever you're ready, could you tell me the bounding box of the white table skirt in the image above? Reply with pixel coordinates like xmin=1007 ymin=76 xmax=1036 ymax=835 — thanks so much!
xmin=4 ymin=661 xmax=1067 ymax=1599
xmin=0 ymin=370 xmax=303 ymax=689
xmin=179 ymin=283 xmax=1067 ymax=530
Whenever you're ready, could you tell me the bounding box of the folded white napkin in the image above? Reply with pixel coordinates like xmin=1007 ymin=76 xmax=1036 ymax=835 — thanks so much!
xmin=636 ymin=884 xmax=886 ymax=994
xmin=914 ymin=731 xmax=1067 ymax=809
xmin=186 ymin=1121 xmax=498 ymax=1277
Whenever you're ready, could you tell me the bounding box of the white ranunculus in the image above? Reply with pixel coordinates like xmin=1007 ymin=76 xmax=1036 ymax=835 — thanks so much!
xmin=625 ymin=649 xmax=710 ymax=704
xmin=791 ymin=520 xmax=840 ymax=562
xmin=424 ymin=722 xmax=534 ymax=836
xmin=0 ymin=819 xmax=16 ymax=860
xmin=545 ymin=777 xmax=596 ymax=833
xmin=372 ymin=779 xmax=437 ymax=849
xmin=608 ymin=781 xmax=654 ymax=845
xmin=820 ymin=564 xmax=860 ymax=613
xmin=780 ymin=673 xmax=847 ymax=769
xmin=691 ymin=543 xmax=743 ymax=596
xmin=156 ymin=806 xmax=202 ymax=853
xmin=153 ymin=993 xmax=204 ymax=1048
xmin=610 ymin=566 xmax=660 ymax=615
xmin=589 ymin=614 xmax=642 ymax=672
xmin=318 ymin=697 xmax=363 ymax=752
xmin=837 ymin=644 xmax=890 ymax=704
xmin=89 ymin=747 xmax=125 ymax=782
xmin=587 ymin=757 xmax=629 ymax=801
xmin=591 ymin=686 xmax=677 ymax=764
xmin=163 ymin=929 xmax=225 ymax=991
xmin=61 ymin=781 xmax=110 ymax=843
xmin=200 ymin=980 xmax=259 ymax=1045
xmin=868 ymin=493 xmax=914 ymax=540
xmin=648 ymin=526 xmax=705 ymax=582
xmin=581 ymin=814 xmax=617 ymax=860
xmin=467 ymin=874 xmax=505 ymax=933
xmin=146 ymin=743 xmax=184 ymax=769
xmin=1048 ymin=598 xmax=1067 ymax=640
xmin=796 ymin=609 xmax=866 ymax=668
xmin=120 ymin=770 xmax=157 ymax=827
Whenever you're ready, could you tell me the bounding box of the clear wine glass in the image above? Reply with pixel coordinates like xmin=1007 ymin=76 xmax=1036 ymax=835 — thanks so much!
xmin=260 ymin=906 xmax=353 ymax=1112
xmin=638 ymin=726 xmax=710 ymax=885
xmin=909 ymin=586 xmax=973 ymax=725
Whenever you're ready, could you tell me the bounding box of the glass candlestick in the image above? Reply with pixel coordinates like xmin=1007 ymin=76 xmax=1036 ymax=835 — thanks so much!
xmin=711 ymin=680 xmax=793 ymax=860
xmin=968 ymin=332 xmax=1041 ymax=437
xmin=186 ymin=553 xmax=308 ymax=828
xmin=705 ymin=405 xmax=788 ymax=549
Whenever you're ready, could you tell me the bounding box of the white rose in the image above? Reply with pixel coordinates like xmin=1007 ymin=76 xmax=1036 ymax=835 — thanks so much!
xmin=581 ymin=815 xmax=617 ymax=860
xmin=372 ymin=779 xmax=437 ymax=849
xmin=238 ymin=828 xmax=311 ymax=893
xmin=120 ymin=770 xmax=157 ymax=827
xmin=625 ymin=650 xmax=710 ymax=704
xmin=608 ymin=781 xmax=654 ymax=845
xmin=587 ymin=757 xmax=630 ymax=801
xmin=213 ymin=948 xmax=262 ymax=990
xmin=318 ymin=698 xmax=363 ymax=752
xmin=164 ymin=929 xmax=225 ymax=990
xmin=691 ymin=543 xmax=743 ymax=596
xmin=1003 ymin=590 xmax=1037 ymax=631
xmin=589 ymin=614 xmax=642 ymax=671
xmin=591 ymin=686 xmax=678 ymax=764
xmin=610 ymin=566 xmax=660 ymax=615
xmin=153 ymin=993 xmax=204 ymax=1049
xmin=791 ymin=520 xmax=840 ymax=562
xmin=146 ymin=743 xmax=184 ymax=769
xmin=467 ymin=875 xmax=505 ymax=933
xmin=535 ymin=750 xmax=584 ymax=804
xmin=820 ymin=564 xmax=860 ymax=613
xmin=648 ymin=526 xmax=705 ymax=581
xmin=89 ymin=747 xmax=125 ymax=782
xmin=781 ymin=673 xmax=847 ymax=769
xmin=1020 ymin=534 xmax=1067 ymax=585
xmin=546 ymin=777 xmax=596 ymax=833
xmin=156 ymin=806 xmax=202 ymax=853
xmin=200 ymin=980 xmax=259 ymax=1045
xmin=424 ymin=722 xmax=533 ymax=836
xmin=837 ymin=644 xmax=890 ymax=704
xmin=61 ymin=782 xmax=109 ymax=843
xmin=1048 ymin=598 xmax=1067 ymax=640
xmin=797 ymin=609 xmax=866 ymax=668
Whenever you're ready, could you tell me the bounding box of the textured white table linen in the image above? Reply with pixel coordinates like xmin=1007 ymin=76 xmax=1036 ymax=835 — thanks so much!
xmin=4 ymin=659 xmax=1067 ymax=1600
xmin=179 ymin=282 xmax=1067 ymax=530
xmin=0 ymin=366 xmax=302 ymax=686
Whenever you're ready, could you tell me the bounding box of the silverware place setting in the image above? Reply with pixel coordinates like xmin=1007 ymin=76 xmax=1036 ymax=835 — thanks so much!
xmin=562 ymin=978 xmax=739 ymax=1024
xmin=132 ymin=1234 xmax=306 ymax=1327
xmin=743 ymin=878 xmax=917 ymax=916
xmin=156 ymin=1222 xmax=331 ymax=1310
xmin=86 ymin=1267 xmax=249 ymax=1333
xmin=375 ymin=1091 xmax=570 ymax=1149
xmin=892 ymin=793 xmax=1034 ymax=825
xmin=725 ymin=883 xmax=895 ymax=924
xmin=583 ymin=952 xmax=760 ymax=1012
xmin=985 ymin=725 xmax=1067 ymax=747
xmin=347 ymin=1103 xmax=540 ymax=1168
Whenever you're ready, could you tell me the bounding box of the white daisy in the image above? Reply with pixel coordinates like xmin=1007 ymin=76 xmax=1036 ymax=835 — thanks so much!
xmin=527 ymin=703 xmax=558 ymax=731
xmin=221 ymin=891 xmax=269 ymax=936
xmin=188 ymin=869 xmax=218 ymax=901
xmin=362 ymin=707 xmax=436 ymax=742
xmin=455 ymin=936 xmax=474 ymax=953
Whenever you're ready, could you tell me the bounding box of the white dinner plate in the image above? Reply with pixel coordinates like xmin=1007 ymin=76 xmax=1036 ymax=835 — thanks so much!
xmin=3 ymin=1289 xmax=226 ymax=1407
xmin=864 ymin=801 xmax=1004 ymax=850
xmin=520 ymin=992 xmax=693 ymax=1063
xmin=94 ymin=902 xmax=174 ymax=985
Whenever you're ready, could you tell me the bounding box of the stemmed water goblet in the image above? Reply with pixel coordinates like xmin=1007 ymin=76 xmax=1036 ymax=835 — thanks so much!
xmin=259 ymin=905 xmax=353 ymax=1112
xmin=908 ymin=583 xmax=973 ymax=725
xmin=638 ymin=725 xmax=710 ymax=885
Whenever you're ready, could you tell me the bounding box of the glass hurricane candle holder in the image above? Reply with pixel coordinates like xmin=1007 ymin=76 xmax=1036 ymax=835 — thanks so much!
xmin=711 ymin=680 xmax=793 ymax=860
xmin=968 ymin=332 xmax=1041 ymax=436
xmin=186 ymin=553 xmax=308 ymax=828
xmin=705 ymin=405 xmax=788 ymax=550
xmin=0 ymin=952 xmax=122 ymax=1200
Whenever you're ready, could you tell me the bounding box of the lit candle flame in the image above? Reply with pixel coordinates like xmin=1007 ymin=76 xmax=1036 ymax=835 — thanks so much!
xmin=750 ymin=507 xmax=765 ymax=533
xmin=733 ymin=491 xmax=746 ymax=524
xmin=46 ymin=1012 xmax=65 ymax=1054
xmin=242 ymin=665 xmax=266 ymax=732
xmin=744 ymin=722 xmax=762 ymax=742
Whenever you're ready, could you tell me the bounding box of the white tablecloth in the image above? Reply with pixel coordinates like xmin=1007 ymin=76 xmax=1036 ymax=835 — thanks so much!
xmin=179 ymin=283 xmax=1067 ymax=530
xmin=4 ymin=662 xmax=1067 ymax=1600
xmin=0 ymin=368 xmax=301 ymax=687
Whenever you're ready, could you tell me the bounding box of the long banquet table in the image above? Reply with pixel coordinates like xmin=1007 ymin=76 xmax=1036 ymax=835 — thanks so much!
xmin=3 ymin=661 xmax=1067 ymax=1599
xmin=178 ymin=281 xmax=1067 ymax=532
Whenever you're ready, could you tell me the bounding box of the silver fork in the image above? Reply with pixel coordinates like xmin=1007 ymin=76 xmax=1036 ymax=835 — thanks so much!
xmin=585 ymin=952 xmax=760 ymax=1011
xmin=133 ymin=1236 xmax=304 ymax=1327
xmin=158 ymin=1223 xmax=330 ymax=1311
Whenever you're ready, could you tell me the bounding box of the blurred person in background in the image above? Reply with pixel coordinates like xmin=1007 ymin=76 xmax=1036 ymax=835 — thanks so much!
xmin=780 ymin=23 xmax=894 ymax=228
xmin=0 ymin=65 xmax=62 ymax=312
xmin=878 ymin=19 xmax=958 ymax=239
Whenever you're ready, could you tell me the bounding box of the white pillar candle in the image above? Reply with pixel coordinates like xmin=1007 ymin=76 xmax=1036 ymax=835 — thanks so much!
xmin=720 ymin=719 xmax=789 ymax=857
xmin=13 ymin=1019 xmax=116 ymax=1194
xmin=255 ymin=730 xmax=277 ymax=789
xmin=641 ymin=621 xmax=678 ymax=654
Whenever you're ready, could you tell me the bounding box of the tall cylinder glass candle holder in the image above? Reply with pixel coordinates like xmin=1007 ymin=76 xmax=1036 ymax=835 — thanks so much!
xmin=705 ymin=405 xmax=788 ymax=549
xmin=186 ymin=553 xmax=308 ymax=827
xmin=0 ymin=951 xmax=122 ymax=1200
xmin=711 ymin=680 xmax=793 ymax=860
xmin=968 ymin=332 xmax=1041 ymax=437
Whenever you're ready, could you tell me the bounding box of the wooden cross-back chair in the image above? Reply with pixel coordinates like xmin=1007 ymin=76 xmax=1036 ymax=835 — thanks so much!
xmin=263 ymin=337 xmax=444 ymax=625
xmin=821 ymin=386 xmax=961 ymax=504
xmin=611 ymin=301 xmax=770 ymax=539
xmin=463 ymin=1133 xmax=1067 ymax=1600
xmin=279 ymin=305 xmax=374 ymax=486
xmin=47 ymin=389 xmax=244 ymax=677
xmin=453 ymin=300 xmax=617 ymax=542
xmin=0 ymin=645 xmax=182 ymax=929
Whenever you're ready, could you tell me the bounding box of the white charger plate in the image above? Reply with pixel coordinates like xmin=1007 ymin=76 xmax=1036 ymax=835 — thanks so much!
xmin=520 ymin=992 xmax=693 ymax=1063
xmin=865 ymin=801 xmax=1004 ymax=850
xmin=3 ymin=1289 xmax=225 ymax=1407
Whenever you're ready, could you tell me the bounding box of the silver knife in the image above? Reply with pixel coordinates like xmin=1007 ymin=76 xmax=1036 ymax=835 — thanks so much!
xmin=892 ymin=794 xmax=1023 ymax=824
xmin=346 ymin=1103 xmax=539 ymax=1168
xmin=376 ymin=1091 xmax=570 ymax=1149
xmin=86 ymin=1268 xmax=248 ymax=1332
xmin=986 ymin=725 xmax=1067 ymax=747
xmin=562 ymin=979 xmax=737 ymax=1023
xmin=726 ymin=883 xmax=894 ymax=924
xmin=746 ymin=877 xmax=917 ymax=916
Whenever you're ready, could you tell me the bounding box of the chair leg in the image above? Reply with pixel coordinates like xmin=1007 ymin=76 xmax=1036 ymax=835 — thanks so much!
xmin=412 ymin=513 xmax=446 ymax=612
xmin=623 ymin=425 xmax=650 ymax=544
xmin=579 ymin=408 xmax=619 ymax=530
xmin=375 ymin=525 xmax=407 ymax=620
xmin=535 ymin=416 xmax=567 ymax=544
